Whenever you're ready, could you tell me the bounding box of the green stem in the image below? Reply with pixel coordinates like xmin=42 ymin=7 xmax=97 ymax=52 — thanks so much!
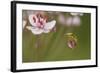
xmin=35 ymin=35 xmax=41 ymax=62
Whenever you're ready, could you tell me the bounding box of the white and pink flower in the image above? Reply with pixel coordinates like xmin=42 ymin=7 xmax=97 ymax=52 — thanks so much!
xmin=58 ymin=12 xmax=83 ymax=27
xmin=26 ymin=14 xmax=56 ymax=35
xmin=66 ymin=16 xmax=81 ymax=26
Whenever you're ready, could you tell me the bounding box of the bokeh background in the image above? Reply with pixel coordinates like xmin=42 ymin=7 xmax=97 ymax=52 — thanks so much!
xmin=22 ymin=10 xmax=91 ymax=63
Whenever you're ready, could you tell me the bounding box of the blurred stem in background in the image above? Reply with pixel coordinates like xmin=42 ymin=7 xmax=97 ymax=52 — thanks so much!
xmin=35 ymin=35 xmax=42 ymax=61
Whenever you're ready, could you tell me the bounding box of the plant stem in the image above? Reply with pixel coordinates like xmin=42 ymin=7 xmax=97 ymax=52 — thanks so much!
xmin=35 ymin=35 xmax=41 ymax=62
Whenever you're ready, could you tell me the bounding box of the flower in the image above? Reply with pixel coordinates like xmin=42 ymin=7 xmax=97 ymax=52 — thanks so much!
xmin=58 ymin=12 xmax=83 ymax=27
xmin=66 ymin=17 xmax=73 ymax=26
xmin=26 ymin=13 xmax=56 ymax=35
xmin=58 ymin=14 xmax=66 ymax=25
xmin=66 ymin=16 xmax=81 ymax=26
xmin=66 ymin=12 xmax=84 ymax=26
xmin=72 ymin=16 xmax=81 ymax=25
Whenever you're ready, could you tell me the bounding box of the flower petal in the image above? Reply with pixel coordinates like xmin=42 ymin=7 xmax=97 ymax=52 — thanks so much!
xmin=28 ymin=14 xmax=38 ymax=26
xmin=58 ymin=14 xmax=65 ymax=24
xmin=44 ymin=20 xmax=56 ymax=30
xmin=66 ymin=17 xmax=73 ymax=26
xmin=43 ymin=29 xmax=50 ymax=33
xmin=26 ymin=26 xmax=43 ymax=35
xmin=31 ymin=28 xmax=43 ymax=35
xmin=72 ymin=16 xmax=81 ymax=26
xmin=26 ymin=26 xmax=32 ymax=30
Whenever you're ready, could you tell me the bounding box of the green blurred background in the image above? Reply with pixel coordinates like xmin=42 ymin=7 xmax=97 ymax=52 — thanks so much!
xmin=22 ymin=11 xmax=91 ymax=63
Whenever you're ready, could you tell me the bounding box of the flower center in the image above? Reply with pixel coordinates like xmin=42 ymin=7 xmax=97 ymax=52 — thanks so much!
xmin=36 ymin=14 xmax=46 ymax=29
xmin=33 ymin=17 xmax=36 ymax=23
